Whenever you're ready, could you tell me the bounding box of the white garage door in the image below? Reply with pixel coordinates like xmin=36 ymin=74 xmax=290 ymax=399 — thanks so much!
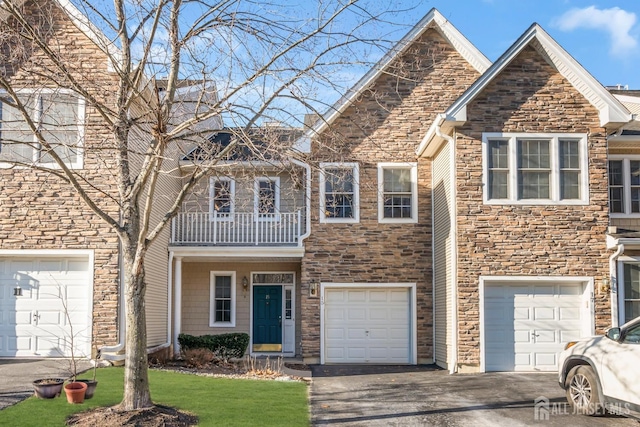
xmin=0 ymin=257 xmax=92 ymax=357
xmin=484 ymin=281 xmax=587 ymax=372
xmin=324 ymin=287 xmax=411 ymax=364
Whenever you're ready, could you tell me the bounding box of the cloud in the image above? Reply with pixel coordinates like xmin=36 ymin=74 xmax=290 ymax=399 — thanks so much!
xmin=553 ymin=6 xmax=637 ymax=57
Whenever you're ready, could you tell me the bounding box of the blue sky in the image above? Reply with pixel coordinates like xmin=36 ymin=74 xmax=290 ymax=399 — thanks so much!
xmin=401 ymin=0 xmax=640 ymax=89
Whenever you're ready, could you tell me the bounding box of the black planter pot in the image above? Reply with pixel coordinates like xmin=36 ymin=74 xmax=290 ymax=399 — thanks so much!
xmin=76 ymin=379 xmax=98 ymax=399
xmin=33 ymin=378 xmax=64 ymax=399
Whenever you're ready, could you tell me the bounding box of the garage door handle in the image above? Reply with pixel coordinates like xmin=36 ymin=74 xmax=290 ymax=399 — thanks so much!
xmin=531 ymin=333 xmax=539 ymax=337
xmin=33 ymin=312 xmax=40 ymax=324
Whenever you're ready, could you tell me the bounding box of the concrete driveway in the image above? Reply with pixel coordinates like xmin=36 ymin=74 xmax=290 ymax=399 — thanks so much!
xmin=0 ymin=358 xmax=91 ymax=410
xmin=310 ymin=365 xmax=638 ymax=426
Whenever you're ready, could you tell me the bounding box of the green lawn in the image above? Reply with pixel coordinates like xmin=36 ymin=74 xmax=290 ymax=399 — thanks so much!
xmin=0 ymin=367 xmax=309 ymax=426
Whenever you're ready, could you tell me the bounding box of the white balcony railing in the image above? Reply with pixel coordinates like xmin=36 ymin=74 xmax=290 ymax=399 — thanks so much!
xmin=171 ymin=210 xmax=302 ymax=246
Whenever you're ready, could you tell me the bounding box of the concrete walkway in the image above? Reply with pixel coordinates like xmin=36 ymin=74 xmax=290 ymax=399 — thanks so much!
xmin=310 ymin=365 xmax=637 ymax=426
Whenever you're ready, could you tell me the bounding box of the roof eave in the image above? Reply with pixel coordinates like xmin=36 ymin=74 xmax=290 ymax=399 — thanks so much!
xmin=447 ymin=24 xmax=633 ymax=129
xmin=297 ymin=8 xmax=490 ymax=148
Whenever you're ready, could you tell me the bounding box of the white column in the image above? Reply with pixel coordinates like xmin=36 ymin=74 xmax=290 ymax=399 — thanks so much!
xmin=173 ymin=256 xmax=183 ymax=357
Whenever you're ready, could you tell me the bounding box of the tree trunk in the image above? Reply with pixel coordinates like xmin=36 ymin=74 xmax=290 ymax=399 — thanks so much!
xmin=118 ymin=243 xmax=153 ymax=410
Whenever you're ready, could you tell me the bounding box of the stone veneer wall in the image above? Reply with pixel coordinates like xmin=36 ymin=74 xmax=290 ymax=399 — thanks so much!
xmin=300 ymin=28 xmax=482 ymax=362
xmin=0 ymin=0 xmax=121 ymax=349
xmin=454 ymin=46 xmax=611 ymax=369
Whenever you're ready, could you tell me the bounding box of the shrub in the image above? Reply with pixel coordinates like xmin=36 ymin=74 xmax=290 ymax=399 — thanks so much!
xmin=183 ymin=348 xmax=216 ymax=368
xmin=178 ymin=333 xmax=249 ymax=361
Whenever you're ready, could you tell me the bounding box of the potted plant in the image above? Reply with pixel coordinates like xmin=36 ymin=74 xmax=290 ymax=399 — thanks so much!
xmin=76 ymin=357 xmax=98 ymax=399
xmin=59 ymin=286 xmax=87 ymax=404
xmin=33 ymin=378 xmax=64 ymax=399
xmin=64 ymin=381 xmax=88 ymax=404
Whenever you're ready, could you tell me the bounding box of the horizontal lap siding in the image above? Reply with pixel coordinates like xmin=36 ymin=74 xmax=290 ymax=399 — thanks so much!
xmin=433 ymin=141 xmax=453 ymax=368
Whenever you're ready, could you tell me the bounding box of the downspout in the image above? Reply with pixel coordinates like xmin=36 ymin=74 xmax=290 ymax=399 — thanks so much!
xmin=99 ymin=246 xmax=126 ymax=361
xmin=609 ymin=242 xmax=623 ymax=327
xmin=291 ymin=158 xmax=311 ymax=242
xmin=435 ymin=121 xmax=459 ymax=374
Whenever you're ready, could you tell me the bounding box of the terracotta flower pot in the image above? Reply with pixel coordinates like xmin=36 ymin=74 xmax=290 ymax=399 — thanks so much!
xmin=76 ymin=379 xmax=98 ymax=399
xmin=64 ymin=381 xmax=87 ymax=404
xmin=33 ymin=378 xmax=65 ymax=399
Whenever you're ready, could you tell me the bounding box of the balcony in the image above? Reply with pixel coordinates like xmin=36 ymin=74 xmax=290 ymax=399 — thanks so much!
xmin=170 ymin=210 xmax=303 ymax=246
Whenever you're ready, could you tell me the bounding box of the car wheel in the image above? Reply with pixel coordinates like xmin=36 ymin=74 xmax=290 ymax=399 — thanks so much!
xmin=565 ymin=365 xmax=604 ymax=416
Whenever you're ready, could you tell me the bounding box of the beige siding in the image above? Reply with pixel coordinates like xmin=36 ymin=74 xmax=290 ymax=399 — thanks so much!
xmin=181 ymin=261 xmax=302 ymax=355
xmin=182 ymin=169 xmax=305 ymax=214
xmin=432 ymin=141 xmax=454 ymax=369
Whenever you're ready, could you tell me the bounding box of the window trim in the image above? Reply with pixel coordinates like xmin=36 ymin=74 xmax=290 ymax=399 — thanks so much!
xmin=482 ymin=133 xmax=589 ymax=205
xmin=319 ymin=162 xmax=360 ymax=224
xmin=609 ymin=155 xmax=640 ymax=218
xmin=377 ymin=162 xmax=418 ymax=224
xmin=254 ymin=176 xmax=280 ymax=221
xmin=0 ymin=88 xmax=85 ymax=169
xmin=209 ymin=271 xmax=236 ymax=327
xmin=209 ymin=177 xmax=235 ymax=221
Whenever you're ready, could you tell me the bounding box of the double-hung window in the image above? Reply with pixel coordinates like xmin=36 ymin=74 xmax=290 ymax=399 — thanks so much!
xmin=255 ymin=177 xmax=280 ymax=220
xmin=319 ymin=162 xmax=359 ymax=223
xmin=622 ymin=264 xmax=640 ymax=324
xmin=0 ymin=90 xmax=84 ymax=168
xmin=209 ymin=177 xmax=235 ymax=220
xmin=483 ymin=133 xmax=588 ymax=204
xmin=608 ymin=157 xmax=640 ymax=216
xmin=210 ymin=271 xmax=236 ymax=327
xmin=378 ymin=162 xmax=418 ymax=223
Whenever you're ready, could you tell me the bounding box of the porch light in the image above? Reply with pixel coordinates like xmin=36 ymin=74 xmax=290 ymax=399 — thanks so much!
xmin=309 ymin=281 xmax=319 ymax=298
xmin=242 ymin=276 xmax=249 ymax=298
xmin=13 ymin=286 xmax=23 ymax=297
xmin=600 ymin=278 xmax=611 ymax=293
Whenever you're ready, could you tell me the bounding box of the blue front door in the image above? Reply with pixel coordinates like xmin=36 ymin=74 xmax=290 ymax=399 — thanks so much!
xmin=253 ymin=285 xmax=282 ymax=351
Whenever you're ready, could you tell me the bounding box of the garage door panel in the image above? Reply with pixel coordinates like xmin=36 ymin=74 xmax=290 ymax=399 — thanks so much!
xmin=324 ymin=287 xmax=411 ymax=364
xmin=346 ymin=290 xmax=366 ymax=302
xmin=514 ymin=330 xmax=531 ymax=343
xmin=559 ymin=284 xmax=581 ymax=295
xmin=559 ymin=307 xmax=580 ymax=320
xmin=325 ymin=327 xmax=345 ymax=339
xmin=347 ymin=328 xmax=367 ymax=339
xmin=35 ymin=336 xmax=63 ymax=354
xmin=534 ymin=307 xmax=556 ymax=320
xmin=484 ymin=282 xmax=587 ymax=372
xmin=347 ymin=308 xmax=366 ymax=321
xmin=12 ymin=311 xmax=30 ymax=325
xmin=535 ymin=353 xmax=557 ymax=367
xmin=514 ymin=307 xmax=530 ymax=320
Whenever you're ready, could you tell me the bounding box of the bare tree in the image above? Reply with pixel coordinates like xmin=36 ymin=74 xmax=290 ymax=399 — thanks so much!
xmin=0 ymin=0 xmax=410 ymax=412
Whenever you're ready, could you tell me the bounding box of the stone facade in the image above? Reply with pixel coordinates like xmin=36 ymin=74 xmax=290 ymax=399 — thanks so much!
xmin=453 ymin=46 xmax=611 ymax=369
xmin=0 ymin=0 xmax=121 ymax=349
xmin=301 ymin=28 xmax=482 ymax=362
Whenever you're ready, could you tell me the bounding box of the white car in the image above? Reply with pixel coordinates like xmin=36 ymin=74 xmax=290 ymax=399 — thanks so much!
xmin=558 ymin=316 xmax=640 ymax=417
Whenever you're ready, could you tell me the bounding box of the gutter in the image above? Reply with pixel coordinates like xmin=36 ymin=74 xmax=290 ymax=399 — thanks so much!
xmin=291 ymin=158 xmax=312 ymax=242
xmin=99 ymin=248 xmax=126 ymax=361
xmin=608 ymin=238 xmax=624 ymax=327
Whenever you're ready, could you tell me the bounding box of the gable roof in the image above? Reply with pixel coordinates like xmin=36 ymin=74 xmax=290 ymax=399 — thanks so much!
xmin=417 ymin=23 xmax=633 ymax=157
xmin=294 ymin=8 xmax=491 ymax=152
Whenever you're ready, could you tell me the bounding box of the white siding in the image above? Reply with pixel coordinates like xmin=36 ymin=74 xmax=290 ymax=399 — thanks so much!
xmin=433 ymin=141 xmax=454 ymax=369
